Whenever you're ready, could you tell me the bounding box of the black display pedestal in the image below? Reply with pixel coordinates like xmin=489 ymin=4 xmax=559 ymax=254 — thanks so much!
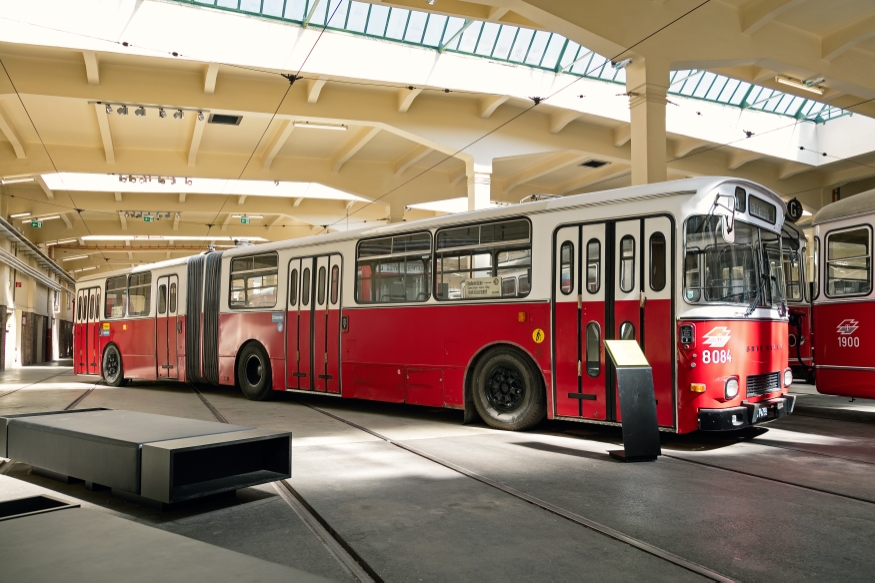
xmin=607 ymin=365 xmax=662 ymax=463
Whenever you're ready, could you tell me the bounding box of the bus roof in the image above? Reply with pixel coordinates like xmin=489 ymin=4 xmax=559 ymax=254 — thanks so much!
xmin=813 ymin=188 xmax=875 ymax=226
xmin=77 ymin=176 xmax=782 ymax=284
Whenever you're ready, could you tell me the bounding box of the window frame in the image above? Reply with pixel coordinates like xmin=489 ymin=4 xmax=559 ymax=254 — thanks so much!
xmin=824 ymin=224 xmax=872 ymax=299
xmin=169 ymin=282 xmax=177 ymax=313
xmin=812 ymin=236 xmax=820 ymax=300
xmin=434 ymin=217 xmax=532 ymax=302
xmin=619 ymin=235 xmax=636 ymax=293
xmin=228 ymin=252 xmax=279 ymax=310
xmin=560 ymin=240 xmax=574 ymax=296
xmin=585 ymin=238 xmax=601 ymax=295
xmin=127 ymin=272 xmax=153 ymax=317
xmin=585 ymin=321 xmax=601 ymax=378
xmin=649 ymin=232 xmax=667 ymax=292
xmin=104 ymin=275 xmax=127 ymax=319
xmin=330 ymin=265 xmax=340 ymax=305
xmin=355 ymin=230 xmax=433 ymax=304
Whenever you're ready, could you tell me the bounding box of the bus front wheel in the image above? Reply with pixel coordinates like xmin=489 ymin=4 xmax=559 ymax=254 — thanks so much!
xmin=237 ymin=343 xmax=273 ymax=401
xmin=102 ymin=345 xmax=125 ymax=387
xmin=471 ymin=348 xmax=545 ymax=431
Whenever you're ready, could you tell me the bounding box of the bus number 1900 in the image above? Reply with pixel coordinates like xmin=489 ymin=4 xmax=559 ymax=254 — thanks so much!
xmin=702 ymin=350 xmax=732 ymax=364
xmin=838 ymin=336 xmax=860 ymax=348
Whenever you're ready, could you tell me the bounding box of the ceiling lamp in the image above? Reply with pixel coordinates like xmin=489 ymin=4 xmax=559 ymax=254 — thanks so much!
xmin=159 ymin=108 xmax=166 ymax=119
xmin=293 ymin=121 xmax=347 ymax=131
xmin=0 ymin=177 xmax=34 ymax=185
xmin=9 ymin=212 xmax=31 ymax=218
xmin=612 ymin=58 xmax=632 ymax=70
xmin=775 ymin=75 xmax=824 ymax=95
xmin=135 ymin=106 xmax=146 ymax=117
xmin=62 ymin=254 xmax=89 ymax=262
xmin=105 ymin=103 xmax=113 ymax=114
xmin=117 ymin=105 xmax=128 ymax=115
xmin=173 ymin=109 xmax=184 ymax=120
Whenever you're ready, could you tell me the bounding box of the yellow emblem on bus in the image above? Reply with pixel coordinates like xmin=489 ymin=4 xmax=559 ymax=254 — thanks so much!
xmin=532 ymin=328 xmax=545 ymax=344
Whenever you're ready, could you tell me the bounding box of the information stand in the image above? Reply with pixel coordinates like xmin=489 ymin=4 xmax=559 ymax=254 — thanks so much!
xmin=604 ymin=340 xmax=661 ymax=462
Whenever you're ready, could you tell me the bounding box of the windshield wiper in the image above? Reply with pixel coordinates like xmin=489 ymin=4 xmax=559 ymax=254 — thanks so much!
xmin=744 ymin=276 xmax=763 ymax=317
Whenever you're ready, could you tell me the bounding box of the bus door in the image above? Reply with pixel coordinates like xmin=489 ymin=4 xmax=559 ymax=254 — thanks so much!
xmin=288 ymin=258 xmax=314 ymax=390
xmin=322 ymin=254 xmax=342 ymax=394
xmin=641 ymin=217 xmax=674 ymax=426
xmin=86 ymin=287 xmax=100 ymax=375
xmin=156 ymin=275 xmax=179 ymax=379
xmin=286 ymin=258 xmax=304 ymax=390
xmin=286 ymin=254 xmax=343 ymax=393
xmin=75 ymin=290 xmax=85 ymax=373
xmin=553 ymin=224 xmax=608 ymax=420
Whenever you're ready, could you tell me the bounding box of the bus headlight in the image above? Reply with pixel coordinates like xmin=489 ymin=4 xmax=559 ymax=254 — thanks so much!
xmin=724 ymin=377 xmax=739 ymax=399
xmin=784 ymin=369 xmax=793 ymax=387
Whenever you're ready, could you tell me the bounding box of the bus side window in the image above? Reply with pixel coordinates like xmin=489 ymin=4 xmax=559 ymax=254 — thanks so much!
xmin=619 ymin=321 xmax=635 ymax=340
xmin=290 ymin=269 xmax=298 ymax=306
xmin=158 ymin=285 xmax=167 ymax=315
xmin=560 ymin=241 xmax=574 ymax=295
xmin=586 ymin=239 xmax=600 ymax=294
xmin=826 ymin=227 xmax=872 ymax=297
xmin=586 ymin=322 xmax=601 ymax=377
xmin=649 ymin=232 xmax=666 ymax=292
xmin=318 ymin=266 xmax=326 ymax=305
xmin=302 ymin=268 xmax=311 ymax=306
xmin=619 ymin=235 xmax=635 ymax=293
xmin=330 ymin=265 xmax=339 ymax=305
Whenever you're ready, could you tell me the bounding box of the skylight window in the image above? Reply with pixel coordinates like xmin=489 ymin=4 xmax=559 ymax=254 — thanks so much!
xmin=174 ymin=0 xmax=847 ymax=124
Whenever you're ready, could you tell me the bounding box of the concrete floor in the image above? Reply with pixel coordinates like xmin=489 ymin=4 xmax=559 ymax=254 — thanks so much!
xmin=2 ymin=365 xmax=875 ymax=581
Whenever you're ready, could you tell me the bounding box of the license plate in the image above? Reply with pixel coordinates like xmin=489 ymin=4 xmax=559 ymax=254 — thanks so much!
xmin=755 ymin=406 xmax=770 ymax=420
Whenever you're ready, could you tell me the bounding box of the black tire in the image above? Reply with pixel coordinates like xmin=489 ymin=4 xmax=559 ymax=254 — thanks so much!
xmin=471 ymin=347 xmax=545 ymax=431
xmin=102 ymin=345 xmax=125 ymax=387
xmin=237 ymin=343 xmax=273 ymax=401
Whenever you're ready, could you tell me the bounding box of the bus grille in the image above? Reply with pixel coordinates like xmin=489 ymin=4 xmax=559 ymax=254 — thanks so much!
xmin=746 ymin=372 xmax=780 ymax=397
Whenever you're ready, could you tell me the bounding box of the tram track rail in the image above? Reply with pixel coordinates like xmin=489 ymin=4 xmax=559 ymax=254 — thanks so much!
xmin=0 ymin=368 xmax=74 ymax=400
xmin=293 ymin=399 xmax=734 ymax=583
xmin=189 ymin=385 xmax=380 ymax=583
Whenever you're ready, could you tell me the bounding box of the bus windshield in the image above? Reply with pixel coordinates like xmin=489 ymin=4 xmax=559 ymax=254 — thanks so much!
xmin=684 ymin=216 xmax=785 ymax=308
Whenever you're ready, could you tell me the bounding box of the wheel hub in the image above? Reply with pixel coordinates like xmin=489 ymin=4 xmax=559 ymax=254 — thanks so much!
xmin=245 ymin=355 xmax=263 ymax=386
xmin=486 ymin=364 xmax=525 ymax=412
xmin=105 ymin=353 xmax=118 ymax=377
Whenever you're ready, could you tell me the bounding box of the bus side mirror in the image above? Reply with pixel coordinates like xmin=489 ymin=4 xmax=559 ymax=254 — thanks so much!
xmin=721 ymin=215 xmax=735 ymax=243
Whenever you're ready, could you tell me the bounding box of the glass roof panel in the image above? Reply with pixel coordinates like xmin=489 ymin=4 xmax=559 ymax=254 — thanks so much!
xmin=173 ymin=0 xmax=847 ymax=123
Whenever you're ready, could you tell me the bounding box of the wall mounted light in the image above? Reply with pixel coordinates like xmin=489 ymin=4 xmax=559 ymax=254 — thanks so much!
xmin=612 ymin=58 xmax=632 ymax=70
xmin=135 ymin=106 xmax=146 ymax=117
xmin=173 ymin=109 xmax=184 ymax=120
xmin=105 ymin=103 xmax=113 ymax=114
xmin=117 ymin=105 xmax=128 ymax=115
xmin=197 ymin=111 xmax=205 ymax=121
xmin=159 ymin=108 xmax=167 ymax=119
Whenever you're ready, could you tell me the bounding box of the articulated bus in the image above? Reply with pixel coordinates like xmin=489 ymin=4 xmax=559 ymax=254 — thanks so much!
xmin=782 ymin=221 xmax=814 ymax=383
xmin=74 ymin=177 xmax=795 ymax=434
xmin=811 ymin=187 xmax=875 ymax=398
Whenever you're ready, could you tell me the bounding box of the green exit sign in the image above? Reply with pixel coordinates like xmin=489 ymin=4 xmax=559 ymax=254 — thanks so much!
xmin=30 ymin=220 xmax=42 ymax=228
xmin=143 ymin=215 xmax=154 ymax=223
xmin=240 ymin=217 xmax=250 ymax=225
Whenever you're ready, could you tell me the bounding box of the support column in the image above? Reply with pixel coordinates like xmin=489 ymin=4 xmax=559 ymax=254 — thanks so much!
xmin=625 ymin=59 xmax=669 ymax=185
xmin=467 ymin=163 xmax=492 ymax=211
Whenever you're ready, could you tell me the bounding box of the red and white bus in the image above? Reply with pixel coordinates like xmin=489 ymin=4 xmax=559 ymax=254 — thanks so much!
xmin=811 ymin=188 xmax=875 ymax=398
xmin=74 ymin=177 xmax=795 ymax=433
xmin=782 ymin=221 xmax=814 ymax=383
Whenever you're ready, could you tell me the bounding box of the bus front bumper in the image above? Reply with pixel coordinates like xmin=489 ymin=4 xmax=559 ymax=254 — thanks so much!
xmin=698 ymin=394 xmax=796 ymax=431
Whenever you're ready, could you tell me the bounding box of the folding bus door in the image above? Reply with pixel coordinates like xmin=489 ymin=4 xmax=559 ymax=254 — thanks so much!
xmin=641 ymin=217 xmax=674 ymax=426
xmin=312 ymin=256 xmax=330 ymax=393
xmin=286 ymin=258 xmax=304 ymax=390
xmin=87 ymin=287 xmax=100 ymax=375
xmin=323 ymin=255 xmax=342 ymax=394
xmin=553 ymin=224 xmax=608 ymax=420
xmin=75 ymin=290 xmax=85 ymax=374
xmin=292 ymin=258 xmax=315 ymax=390
xmin=156 ymin=275 xmax=179 ymax=379
xmin=611 ymin=220 xmax=641 ymax=422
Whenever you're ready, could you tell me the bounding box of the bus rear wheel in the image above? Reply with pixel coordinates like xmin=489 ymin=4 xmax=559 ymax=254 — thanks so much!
xmin=237 ymin=344 xmax=273 ymax=401
xmin=471 ymin=348 xmax=545 ymax=431
xmin=102 ymin=345 xmax=125 ymax=387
